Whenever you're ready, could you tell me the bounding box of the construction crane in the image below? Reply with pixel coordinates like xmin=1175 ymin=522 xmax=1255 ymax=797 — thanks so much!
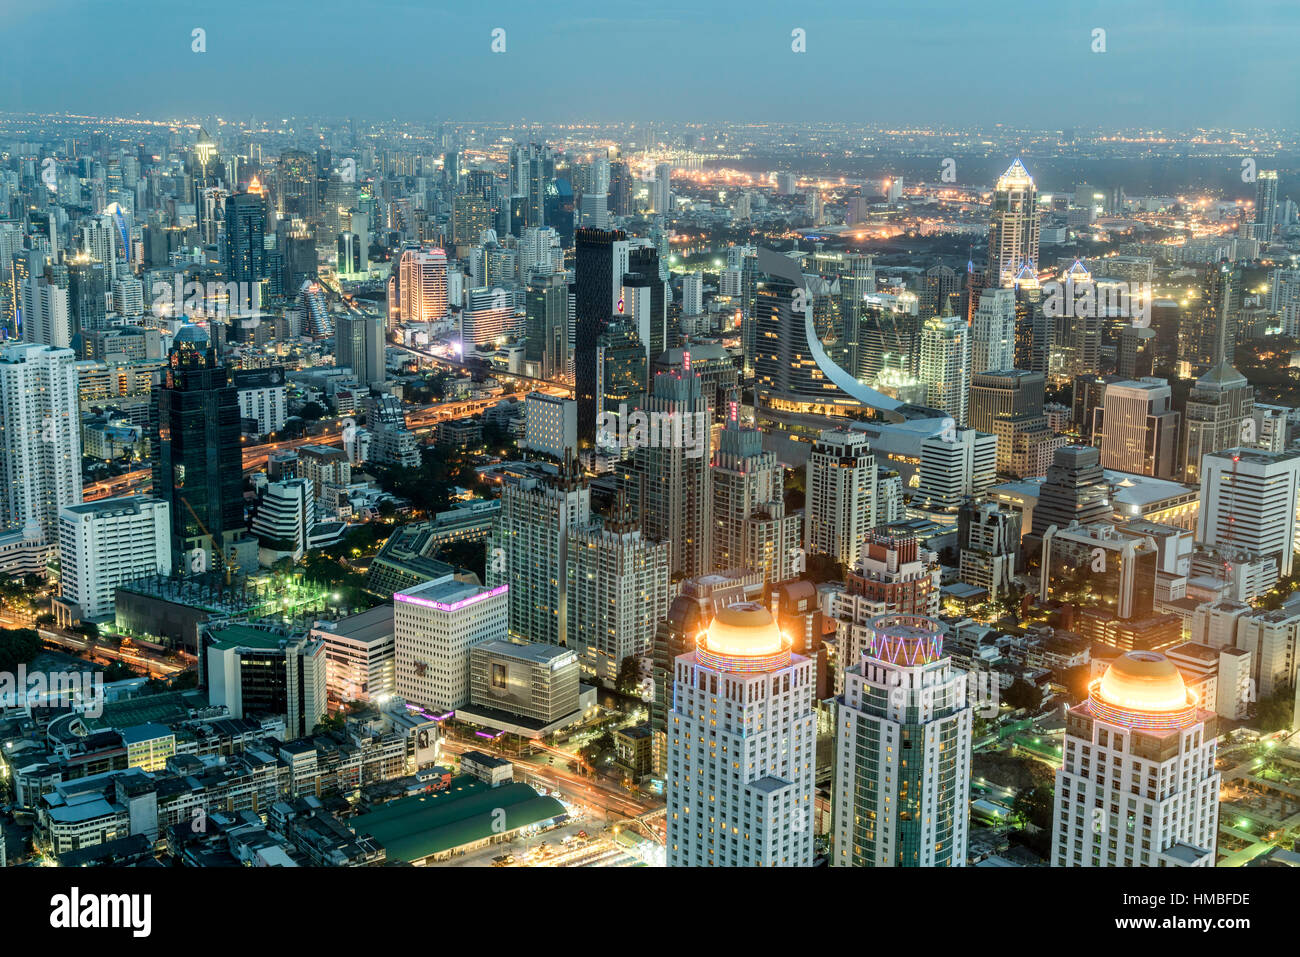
xmin=178 ymin=493 xmax=236 ymax=586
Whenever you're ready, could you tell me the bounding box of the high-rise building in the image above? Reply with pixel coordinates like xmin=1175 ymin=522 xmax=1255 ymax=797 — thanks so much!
xmin=225 ymin=180 xmax=269 ymax=287
xmin=487 ymin=465 xmax=591 ymax=646
xmin=393 ymin=576 xmax=508 ymax=712
xmin=918 ymin=314 xmax=971 ymax=425
xmin=804 ymin=429 xmax=876 ymax=570
xmin=831 ymin=613 xmax=972 ymax=866
xmin=1051 ymin=651 xmax=1219 ymax=867
xmin=1197 ymin=448 xmax=1300 ymax=579
xmin=958 ymin=500 xmax=1020 ymax=597
xmin=622 ymin=246 xmax=667 ymax=369
xmin=625 ymin=369 xmax=713 ymax=578
xmin=667 ymin=602 xmax=816 ymax=866
xmin=711 ymin=412 xmax=799 ymax=583
xmin=970 ymin=287 xmax=1016 ymax=375
xmin=55 ymin=496 xmax=171 ymax=623
xmin=1030 ymin=446 xmax=1112 ymax=539
xmin=1182 ymin=287 xmax=1254 ymax=482
xmin=970 ymin=369 xmax=1047 ymax=475
xmin=834 ymin=530 xmax=942 ymax=668
xmin=250 ymin=478 xmax=315 ymax=561
xmin=398 ymin=247 xmax=449 ymax=324
xmin=334 ymin=311 xmax=386 ymax=387
xmin=1094 ymin=379 xmax=1181 ymax=480
xmin=0 ymin=343 xmax=83 ymax=557
xmin=987 ymin=159 xmax=1040 ymax=288
xmin=524 ymin=273 xmax=569 ymax=381
xmin=565 ymin=513 xmax=670 ymax=683
xmin=1254 ymin=170 xmax=1279 ymax=240
xmin=910 ymin=428 xmax=997 ymax=523
xmin=574 ymin=227 xmax=628 ymax=445
xmin=1179 ymin=262 xmax=1238 ymax=378
xmin=20 ymin=253 xmax=72 ymax=348
xmin=152 ymin=333 xmax=244 ymax=574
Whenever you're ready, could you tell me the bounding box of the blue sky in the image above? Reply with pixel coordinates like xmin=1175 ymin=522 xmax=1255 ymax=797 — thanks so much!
xmin=1 ymin=0 xmax=1296 ymax=127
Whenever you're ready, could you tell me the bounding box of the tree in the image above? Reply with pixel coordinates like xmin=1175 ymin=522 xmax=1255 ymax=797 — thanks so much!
xmin=1003 ymin=676 xmax=1043 ymax=712
xmin=299 ymin=401 xmax=326 ymax=421
xmin=0 ymin=627 xmax=42 ymax=673
xmin=103 ymin=661 xmax=138 ymax=683
xmin=616 ymin=656 xmax=641 ymax=695
xmin=1256 ymin=684 xmax=1294 ymax=733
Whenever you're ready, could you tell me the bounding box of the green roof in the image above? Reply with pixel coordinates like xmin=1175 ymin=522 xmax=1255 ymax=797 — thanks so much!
xmin=351 ymin=776 xmax=565 ymax=862
xmin=207 ymin=624 xmax=288 ymax=652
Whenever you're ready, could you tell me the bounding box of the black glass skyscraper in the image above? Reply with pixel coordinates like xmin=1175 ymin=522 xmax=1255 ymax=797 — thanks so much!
xmin=153 ymin=334 xmax=245 ymax=573
xmin=225 ymin=187 xmax=268 ymax=286
xmin=574 ymin=226 xmax=625 ymax=445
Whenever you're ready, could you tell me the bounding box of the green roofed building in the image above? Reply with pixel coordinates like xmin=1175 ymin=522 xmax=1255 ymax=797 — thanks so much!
xmin=350 ymin=775 xmax=564 ymax=864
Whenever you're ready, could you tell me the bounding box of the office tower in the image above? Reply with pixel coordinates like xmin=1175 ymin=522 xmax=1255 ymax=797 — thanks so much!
xmin=488 ymin=465 xmax=591 ymax=646
xmin=335 ymin=312 xmax=373 ymax=384
xmin=152 ymin=333 xmax=244 ymax=574
xmin=0 ymin=343 xmax=83 ymax=553
xmin=112 ymin=275 xmax=144 ymax=317
xmin=910 ymin=428 xmax=997 ymax=522
xmin=711 ymin=414 xmax=800 ymax=582
xmin=626 ymin=370 xmax=713 ymax=578
xmin=970 ymin=287 xmax=1016 ymax=374
xmin=987 ymin=159 xmax=1040 ymax=288
xmin=652 ymin=163 xmax=671 ymax=214
xmin=67 ymin=257 xmax=107 ymax=343
xmin=623 ymin=245 xmax=667 ymax=368
xmin=524 ymin=273 xmax=568 ymax=381
xmin=393 ymin=576 xmax=507 ymax=712
xmin=276 ymin=149 xmax=318 ymax=220
xmin=1255 ymin=170 xmax=1279 ymax=239
xmin=667 ymin=602 xmax=816 ymax=867
xmin=460 ymin=286 xmax=519 ymax=350
xmin=1198 ymin=448 xmax=1300 ymax=578
xmin=969 ymin=369 xmax=1047 ymax=475
xmin=21 ymin=254 xmax=72 ymax=348
xmin=919 ymin=263 xmax=960 ymax=318
xmin=566 ymin=514 xmax=670 ymax=683
xmin=1182 ymin=286 xmax=1254 ymax=482
xmin=575 ymin=227 xmax=628 ymax=445
xmin=207 ymin=630 xmax=327 ymax=739
xmin=1094 ymin=379 xmax=1181 ymax=479
xmin=55 ymin=496 xmax=171 ymax=623
xmin=595 ymin=317 xmax=647 ymax=429
xmin=578 ymin=191 xmax=608 ymax=229
xmin=918 ymin=313 xmax=971 ymax=425
xmin=1179 ymin=262 xmax=1237 ymax=377
xmin=362 ymin=393 xmax=420 ymax=469
xmin=1040 ymin=522 xmax=1162 ymax=623
xmin=1030 ymin=446 xmax=1112 ymax=538
xmin=958 ymin=500 xmax=1020 ymax=597
xmin=1052 ymin=651 xmax=1219 ymax=867
xmin=452 ymin=192 xmax=493 ymax=246
xmin=831 ymin=613 xmax=972 ymax=867
xmin=398 ymin=247 xmax=448 ymax=323
xmin=522 ymin=393 xmax=577 ymax=463
xmin=225 ymin=180 xmax=268 ymax=287
xmin=1117 ymin=325 xmax=1158 ymax=379
xmin=1269 ymin=268 xmax=1300 ymax=337
xmin=682 ymin=271 xmax=703 ymax=316
xmin=250 ymin=478 xmax=315 ymax=560
xmin=804 ymin=429 xmax=876 ymax=570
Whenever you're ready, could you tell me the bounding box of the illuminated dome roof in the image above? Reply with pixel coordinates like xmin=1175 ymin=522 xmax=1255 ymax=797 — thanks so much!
xmin=704 ymin=603 xmax=785 ymax=658
xmin=1097 ymin=652 xmax=1189 ymax=712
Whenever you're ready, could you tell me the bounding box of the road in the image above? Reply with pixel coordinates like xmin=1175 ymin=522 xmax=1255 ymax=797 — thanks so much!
xmin=439 ymin=736 xmax=660 ymax=823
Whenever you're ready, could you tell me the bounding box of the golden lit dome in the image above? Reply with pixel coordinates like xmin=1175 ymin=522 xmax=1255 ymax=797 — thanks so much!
xmin=1097 ymin=652 xmax=1190 ymax=712
xmin=704 ymin=603 xmax=786 ymax=658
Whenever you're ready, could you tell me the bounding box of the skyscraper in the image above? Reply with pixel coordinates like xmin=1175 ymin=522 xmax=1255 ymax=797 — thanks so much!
xmin=804 ymin=429 xmax=876 ymax=570
xmin=398 ymin=247 xmax=449 ymax=324
xmin=1095 ymin=379 xmax=1181 ymax=480
xmin=574 ymin=227 xmax=627 ymax=445
xmin=0 ymin=343 xmax=82 ymax=555
xmin=524 ymin=273 xmax=569 ymax=381
xmin=1197 ymin=448 xmax=1300 ymax=579
xmin=667 ymin=602 xmax=816 ymax=866
xmin=918 ymin=313 xmax=971 ymax=426
xmin=394 ymin=576 xmax=508 ymax=712
xmin=987 ymin=159 xmax=1040 ymax=288
xmin=625 ymin=369 xmax=713 ymax=578
xmin=831 ymin=613 xmax=973 ymax=867
xmin=1182 ymin=274 xmax=1254 ymax=483
xmin=224 ymin=180 xmax=269 ymax=287
xmin=487 ymin=465 xmax=591 ymax=646
xmin=1051 ymin=651 xmax=1219 ymax=867
xmin=970 ymin=287 xmax=1016 ymax=375
xmin=1030 ymin=445 xmax=1112 ymax=538
xmin=152 ymin=331 xmax=245 ymax=574
xmin=1254 ymin=170 xmax=1279 ymax=240
xmin=711 ymin=411 xmax=800 ymax=582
